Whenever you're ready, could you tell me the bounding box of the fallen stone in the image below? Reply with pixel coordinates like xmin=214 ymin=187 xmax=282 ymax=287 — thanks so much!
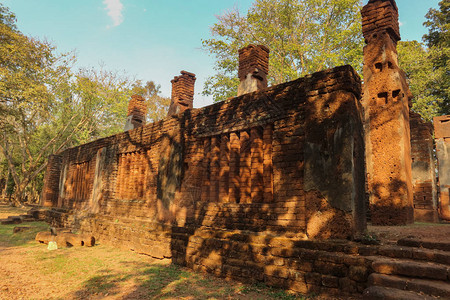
xmin=35 ymin=231 xmax=53 ymax=244
xmin=47 ymin=241 xmax=57 ymax=250
xmin=35 ymin=231 xmax=95 ymax=247
xmin=13 ymin=226 xmax=31 ymax=234
xmin=0 ymin=218 xmax=14 ymax=225
xmin=7 ymin=216 xmax=22 ymax=224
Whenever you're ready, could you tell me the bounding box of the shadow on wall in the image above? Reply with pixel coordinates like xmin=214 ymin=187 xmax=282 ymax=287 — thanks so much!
xmin=369 ymin=178 xmax=412 ymax=225
xmin=167 ymin=70 xmax=365 ymax=292
xmin=49 ymin=65 xmax=366 ymax=295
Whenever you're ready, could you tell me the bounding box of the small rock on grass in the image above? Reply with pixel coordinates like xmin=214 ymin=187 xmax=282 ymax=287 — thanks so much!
xmin=13 ymin=226 xmax=31 ymax=234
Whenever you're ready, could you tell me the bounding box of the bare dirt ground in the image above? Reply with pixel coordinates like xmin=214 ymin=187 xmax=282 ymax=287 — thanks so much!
xmin=0 ymin=205 xmax=306 ymax=300
xmin=368 ymin=222 xmax=450 ymax=244
xmin=1 ymin=204 xmax=449 ymax=299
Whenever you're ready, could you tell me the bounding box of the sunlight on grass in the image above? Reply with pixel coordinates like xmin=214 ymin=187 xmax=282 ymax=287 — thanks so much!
xmin=0 ymin=206 xmax=308 ymax=300
xmin=0 ymin=221 xmax=49 ymax=247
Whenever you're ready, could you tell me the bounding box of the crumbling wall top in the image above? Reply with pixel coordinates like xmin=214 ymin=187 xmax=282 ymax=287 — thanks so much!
xmin=361 ymin=0 xmax=400 ymax=43
xmin=127 ymin=95 xmax=146 ymax=119
xmin=168 ymin=70 xmax=196 ymax=116
xmin=238 ymin=44 xmax=270 ymax=80
xmin=434 ymin=115 xmax=450 ymax=139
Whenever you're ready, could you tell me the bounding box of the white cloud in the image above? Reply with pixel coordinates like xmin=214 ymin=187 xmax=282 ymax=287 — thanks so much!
xmin=103 ymin=0 xmax=124 ymax=27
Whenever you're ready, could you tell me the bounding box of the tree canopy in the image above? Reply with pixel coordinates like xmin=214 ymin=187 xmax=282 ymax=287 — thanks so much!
xmin=202 ymin=0 xmax=364 ymax=102
xmin=423 ymin=0 xmax=449 ymax=116
xmin=0 ymin=4 xmax=169 ymax=205
xmin=397 ymin=0 xmax=449 ymax=120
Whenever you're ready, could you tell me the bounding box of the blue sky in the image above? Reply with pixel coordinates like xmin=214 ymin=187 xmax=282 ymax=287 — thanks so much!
xmin=3 ymin=0 xmax=440 ymax=108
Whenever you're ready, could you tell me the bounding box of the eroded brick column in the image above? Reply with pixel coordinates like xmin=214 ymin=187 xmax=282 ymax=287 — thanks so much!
xmin=124 ymin=95 xmax=147 ymax=131
xmin=362 ymin=0 xmax=414 ymax=225
xmin=168 ymin=71 xmax=196 ymax=116
xmin=410 ymin=112 xmax=438 ymax=222
xmin=41 ymin=154 xmax=62 ymax=207
xmin=434 ymin=115 xmax=450 ymax=221
xmin=237 ymin=45 xmax=269 ymax=96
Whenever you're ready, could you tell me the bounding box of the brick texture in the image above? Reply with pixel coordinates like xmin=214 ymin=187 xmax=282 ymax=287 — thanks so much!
xmin=124 ymin=95 xmax=147 ymax=131
xmin=434 ymin=115 xmax=450 ymax=221
xmin=237 ymin=45 xmax=270 ymax=96
xmin=361 ymin=0 xmax=414 ymax=225
xmin=43 ymin=65 xmax=364 ymax=296
xmin=44 ymin=63 xmax=364 ymax=248
xmin=409 ymin=112 xmax=438 ymax=222
xmin=168 ymin=71 xmax=196 ymax=116
xmin=41 ymin=154 xmax=62 ymax=207
xmin=361 ymin=0 xmax=400 ymax=43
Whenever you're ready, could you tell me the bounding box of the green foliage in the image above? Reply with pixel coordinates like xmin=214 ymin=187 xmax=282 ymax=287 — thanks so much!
xmin=0 ymin=221 xmax=49 ymax=247
xmin=131 ymin=80 xmax=171 ymax=123
xmin=423 ymin=0 xmax=449 ymax=49
xmin=202 ymin=0 xmax=364 ymax=102
xmin=0 ymin=4 xmax=16 ymax=30
xmin=388 ymin=1 xmax=449 ymax=121
xmin=397 ymin=41 xmax=443 ymax=121
xmin=423 ymin=0 xmax=449 ymax=116
xmin=0 ymin=4 xmax=169 ymax=204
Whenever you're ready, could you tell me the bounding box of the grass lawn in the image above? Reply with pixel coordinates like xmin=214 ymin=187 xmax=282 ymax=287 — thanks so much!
xmin=0 ymin=204 xmax=309 ymax=299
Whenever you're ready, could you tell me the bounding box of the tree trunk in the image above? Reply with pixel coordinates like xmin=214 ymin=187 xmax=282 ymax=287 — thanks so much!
xmin=11 ymin=184 xmax=26 ymax=208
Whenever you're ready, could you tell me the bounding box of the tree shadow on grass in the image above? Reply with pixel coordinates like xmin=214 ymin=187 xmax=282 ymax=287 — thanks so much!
xmin=71 ymin=262 xmax=221 ymax=299
xmin=71 ymin=260 xmax=296 ymax=299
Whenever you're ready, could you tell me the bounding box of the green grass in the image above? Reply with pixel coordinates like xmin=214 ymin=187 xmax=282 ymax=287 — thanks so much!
xmin=0 ymin=221 xmax=49 ymax=247
xmin=0 ymin=223 xmax=310 ymax=299
xmin=0 ymin=205 xmax=310 ymax=299
xmin=240 ymin=282 xmax=304 ymax=300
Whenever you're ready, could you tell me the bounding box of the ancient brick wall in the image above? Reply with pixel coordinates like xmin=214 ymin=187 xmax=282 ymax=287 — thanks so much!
xmin=434 ymin=115 xmax=450 ymax=221
xmin=361 ymin=0 xmax=414 ymax=225
xmin=46 ymin=64 xmax=363 ymax=240
xmin=41 ymin=154 xmax=62 ymax=207
xmin=124 ymin=95 xmax=147 ymax=131
xmin=168 ymin=71 xmax=196 ymax=116
xmin=237 ymin=45 xmax=270 ymax=96
xmin=44 ymin=65 xmax=365 ymax=294
xmin=409 ymin=112 xmax=438 ymax=222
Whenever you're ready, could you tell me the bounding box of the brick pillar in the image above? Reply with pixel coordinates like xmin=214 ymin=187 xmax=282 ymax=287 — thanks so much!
xmin=410 ymin=112 xmax=439 ymax=222
xmin=41 ymin=154 xmax=62 ymax=207
xmin=237 ymin=44 xmax=269 ymax=96
xmin=124 ymin=95 xmax=147 ymax=131
xmin=434 ymin=115 xmax=450 ymax=221
xmin=168 ymin=71 xmax=196 ymax=116
xmin=362 ymin=0 xmax=414 ymax=225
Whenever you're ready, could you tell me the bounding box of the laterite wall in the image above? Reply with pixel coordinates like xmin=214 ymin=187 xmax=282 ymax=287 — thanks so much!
xmin=44 ymin=65 xmax=366 ymax=294
xmin=409 ymin=112 xmax=438 ymax=222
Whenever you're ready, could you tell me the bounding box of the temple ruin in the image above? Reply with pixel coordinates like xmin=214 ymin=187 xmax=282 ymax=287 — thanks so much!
xmin=434 ymin=115 xmax=450 ymax=221
xmin=37 ymin=0 xmax=450 ymax=297
xmin=124 ymin=94 xmax=147 ymax=131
